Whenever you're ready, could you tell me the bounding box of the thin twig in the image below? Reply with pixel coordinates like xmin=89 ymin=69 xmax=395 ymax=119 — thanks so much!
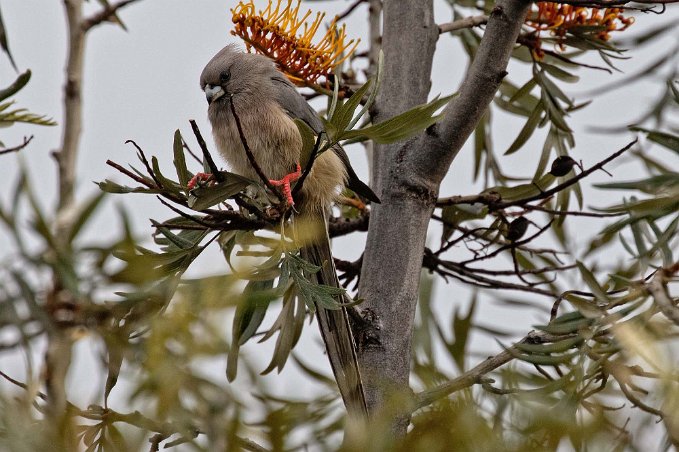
xmin=336 ymin=0 xmax=366 ymax=21
xmin=458 ymin=220 xmax=554 ymax=265
xmin=415 ymin=331 xmax=563 ymax=410
xmin=106 ymin=159 xmax=155 ymax=188
xmin=182 ymin=138 xmax=203 ymax=165
xmin=82 ymin=0 xmax=142 ymax=31
xmin=227 ymin=98 xmax=281 ymax=197
xmin=438 ymin=15 xmax=488 ymax=34
xmin=436 ymin=140 xmax=637 ymax=211
xmin=495 ymin=140 xmax=637 ymax=210
xmin=0 ymin=135 xmax=33 ymax=155
xmin=291 ymin=133 xmax=323 ymax=200
xmin=125 ymin=140 xmax=162 ymax=188
xmin=189 ymin=120 xmax=224 ymax=182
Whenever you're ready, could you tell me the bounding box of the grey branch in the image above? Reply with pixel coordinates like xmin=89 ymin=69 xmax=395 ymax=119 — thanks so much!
xmin=438 ymin=15 xmax=489 ymax=34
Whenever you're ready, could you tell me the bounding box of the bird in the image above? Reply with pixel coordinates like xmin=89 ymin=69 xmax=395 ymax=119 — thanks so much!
xmin=199 ymin=44 xmax=379 ymax=418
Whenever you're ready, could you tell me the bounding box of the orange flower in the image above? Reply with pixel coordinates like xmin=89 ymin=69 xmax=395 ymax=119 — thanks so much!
xmin=525 ymin=2 xmax=634 ymax=58
xmin=231 ymin=0 xmax=359 ymax=86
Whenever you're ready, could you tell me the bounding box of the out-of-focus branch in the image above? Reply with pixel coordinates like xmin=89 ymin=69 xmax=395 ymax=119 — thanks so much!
xmin=649 ymin=263 xmax=679 ymax=326
xmin=54 ymin=0 xmax=86 ymax=214
xmin=438 ymin=15 xmax=488 ymax=33
xmin=82 ymin=0 xmax=141 ymax=31
xmin=415 ymin=331 xmax=563 ymax=410
xmin=46 ymin=0 xmax=145 ymax=439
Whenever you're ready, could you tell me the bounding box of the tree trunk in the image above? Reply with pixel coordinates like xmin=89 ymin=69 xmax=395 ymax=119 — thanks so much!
xmin=357 ymin=0 xmax=531 ymax=435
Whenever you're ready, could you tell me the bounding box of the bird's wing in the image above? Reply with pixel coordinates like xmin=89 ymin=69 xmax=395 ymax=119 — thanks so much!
xmin=270 ymin=73 xmax=381 ymax=204
xmin=271 ymin=74 xmax=324 ymax=133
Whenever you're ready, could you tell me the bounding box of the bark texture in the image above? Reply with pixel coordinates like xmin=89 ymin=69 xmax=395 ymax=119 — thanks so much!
xmin=356 ymin=0 xmax=531 ymax=435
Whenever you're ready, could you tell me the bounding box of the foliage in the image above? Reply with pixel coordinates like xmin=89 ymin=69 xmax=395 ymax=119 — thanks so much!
xmin=1 ymin=1 xmax=679 ymax=451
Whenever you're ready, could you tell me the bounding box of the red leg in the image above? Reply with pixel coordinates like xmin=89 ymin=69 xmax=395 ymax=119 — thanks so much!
xmin=269 ymin=163 xmax=302 ymax=206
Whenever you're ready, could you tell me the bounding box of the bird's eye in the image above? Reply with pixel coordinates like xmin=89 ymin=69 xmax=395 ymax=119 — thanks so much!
xmin=220 ymin=71 xmax=230 ymax=83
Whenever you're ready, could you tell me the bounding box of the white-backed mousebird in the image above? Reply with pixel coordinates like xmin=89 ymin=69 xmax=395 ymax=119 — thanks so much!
xmin=200 ymin=44 xmax=379 ymax=418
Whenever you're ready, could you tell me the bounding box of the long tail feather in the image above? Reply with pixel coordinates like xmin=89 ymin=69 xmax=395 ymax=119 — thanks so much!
xmin=297 ymin=212 xmax=368 ymax=418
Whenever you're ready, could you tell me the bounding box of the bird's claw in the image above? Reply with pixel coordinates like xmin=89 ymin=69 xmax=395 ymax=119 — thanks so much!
xmin=187 ymin=172 xmax=214 ymax=190
xmin=269 ymin=163 xmax=302 ymax=206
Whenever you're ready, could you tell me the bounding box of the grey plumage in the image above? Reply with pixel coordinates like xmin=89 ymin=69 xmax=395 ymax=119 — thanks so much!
xmin=200 ymin=45 xmax=373 ymax=417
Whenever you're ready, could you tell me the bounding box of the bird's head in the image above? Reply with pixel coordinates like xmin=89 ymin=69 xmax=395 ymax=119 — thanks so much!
xmin=200 ymin=44 xmax=275 ymax=106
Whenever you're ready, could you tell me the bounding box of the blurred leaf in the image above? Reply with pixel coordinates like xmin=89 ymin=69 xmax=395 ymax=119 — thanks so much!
xmin=104 ymin=337 xmax=124 ymax=405
xmin=576 ymin=261 xmax=608 ymax=303
xmin=514 ymin=336 xmax=583 ymax=354
xmin=594 ymin=173 xmax=679 ymax=194
xmin=0 ymin=6 xmax=17 ymax=71
xmin=227 ymin=279 xmax=276 ymax=382
xmin=0 ymin=101 xmax=55 ymax=127
xmin=450 ymin=295 xmax=476 ymax=371
xmin=538 ymin=62 xmax=579 ymax=83
xmin=629 ymin=126 xmax=679 ymax=154
xmin=504 ymin=103 xmax=543 ymax=155
xmin=261 ymin=286 xmax=302 ymax=374
xmin=0 ymin=70 xmax=30 ymax=102
xmin=68 ymin=191 xmax=107 ymax=243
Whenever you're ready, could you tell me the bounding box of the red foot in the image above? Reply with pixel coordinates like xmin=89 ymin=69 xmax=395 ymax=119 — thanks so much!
xmin=187 ymin=172 xmax=213 ymax=190
xmin=269 ymin=163 xmax=301 ymax=206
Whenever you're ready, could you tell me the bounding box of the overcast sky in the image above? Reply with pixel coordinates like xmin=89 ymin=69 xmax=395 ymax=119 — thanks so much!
xmin=0 ymin=1 xmax=677 ymax=440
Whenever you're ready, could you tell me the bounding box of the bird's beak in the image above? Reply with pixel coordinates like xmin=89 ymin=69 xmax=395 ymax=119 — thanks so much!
xmin=204 ymin=84 xmax=225 ymax=104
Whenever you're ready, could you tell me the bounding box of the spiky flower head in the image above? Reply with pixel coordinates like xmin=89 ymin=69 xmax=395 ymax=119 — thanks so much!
xmin=231 ymin=0 xmax=359 ymax=86
xmin=525 ymin=2 xmax=634 ymax=58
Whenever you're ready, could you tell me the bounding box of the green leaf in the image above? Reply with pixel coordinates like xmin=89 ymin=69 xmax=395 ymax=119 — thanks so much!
xmin=261 ymin=287 xmax=299 ymax=374
xmin=172 ymin=129 xmax=191 ymax=189
xmin=188 ymin=174 xmax=251 ymax=210
xmin=343 ymin=95 xmax=452 ymax=144
xmin=504 ymin=103 xmax=543 ymax=155
xmin=485 ymin=173 xmax=556 ymax=202
xmin=329 ymin=78 xmax=372 ymax=138
xmin=535 ymin=317 xmax=593 ymax=334
xmin=348 ymin=50 xmax=383 ymax=131
xmin=151 ymin=156 xmax=182 ymax=194
xmin=576 ymin=261 xmax=608 ymax=303
xmin=538 ymin=62 xmax=580 ymax=83
xmin=563 ymin=294 xmax=606 ymax=318
xmin=514 ymin=336 xmax=584 ymax=353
